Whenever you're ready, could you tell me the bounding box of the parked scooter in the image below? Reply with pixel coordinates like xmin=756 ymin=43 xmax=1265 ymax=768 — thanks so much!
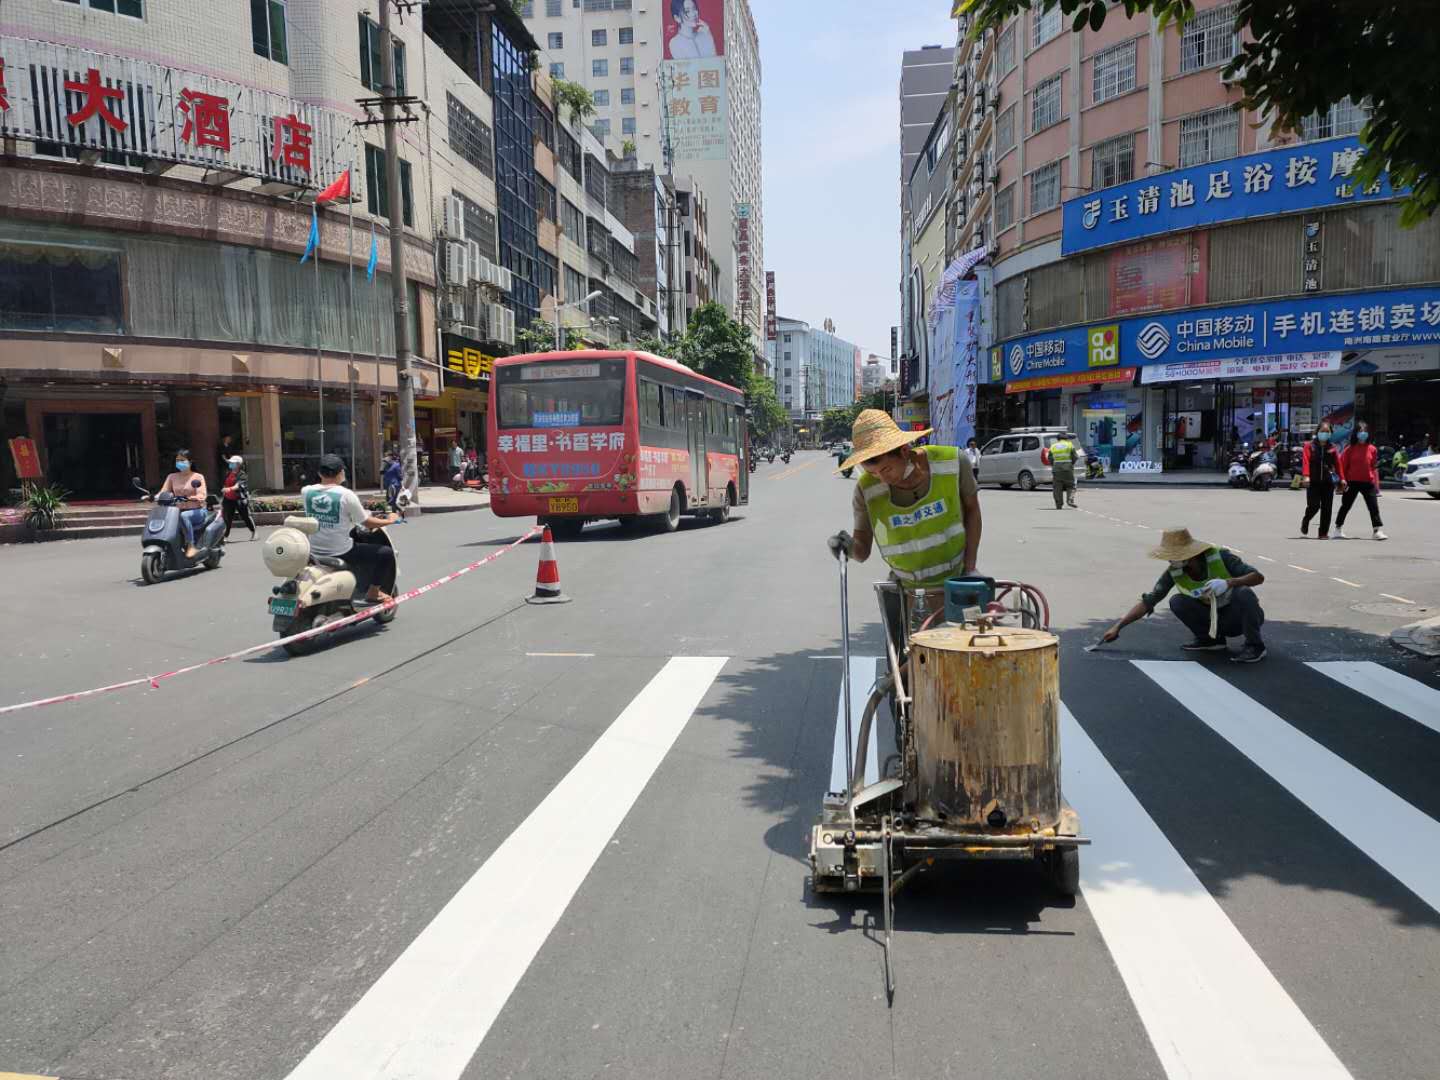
xmin=1227 ymin=453 xmax=1250 ymax=489
xmin=781 ymin=449 xmax=792 ymax=464
xmin=262 ymin=498 xmax=404 ymax=656
xmin=1246 ymin=449 xmax=1277 ymax=491
xmin=134 ymin=477 xmax=226 ymax=584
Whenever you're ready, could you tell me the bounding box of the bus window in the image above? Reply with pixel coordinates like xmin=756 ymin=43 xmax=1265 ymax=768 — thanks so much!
xmin=639 ymin=379 xmax=662 ymax=427
xmin=496 ymin=359 xmax=626 ymax=428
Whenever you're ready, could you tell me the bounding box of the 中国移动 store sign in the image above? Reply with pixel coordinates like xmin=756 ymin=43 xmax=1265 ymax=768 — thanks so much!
xmin=1139 ymin=352 xmax=1341 ymax=385
xmin=1061 ymin=136 xmax=1399 ymax=256
xmin=998 ymin=286 xmax=1440 ymax=382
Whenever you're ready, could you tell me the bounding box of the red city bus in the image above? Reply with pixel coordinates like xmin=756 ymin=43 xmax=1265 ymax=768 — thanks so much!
xmin=488 ymin=350 xmax=750 ymax=536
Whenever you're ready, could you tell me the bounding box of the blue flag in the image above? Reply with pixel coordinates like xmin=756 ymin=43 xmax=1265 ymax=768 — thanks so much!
xmin=366 ymin=226 xmax=379 ymax=281
xmin=299 ymin=206 xmax=319 ymax=264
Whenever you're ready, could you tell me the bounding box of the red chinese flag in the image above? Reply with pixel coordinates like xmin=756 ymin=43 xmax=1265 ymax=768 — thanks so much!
xmin=315 ymin=169 xmax=351 ymax=204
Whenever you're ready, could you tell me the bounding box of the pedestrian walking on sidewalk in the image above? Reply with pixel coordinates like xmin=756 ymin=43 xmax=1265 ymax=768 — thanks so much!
xmin=1049 ymin=433 xmax=1078 ymax=509
xmin=1334 ymin=421 xmax=1387 ymax=540
xmin=220 ymin=455 xmax=256 ymax=541
xmin=1300 ymin=421 xmax=1345 ymax=539
xmin=1101 ymin=527 xmax=1268 ymax=662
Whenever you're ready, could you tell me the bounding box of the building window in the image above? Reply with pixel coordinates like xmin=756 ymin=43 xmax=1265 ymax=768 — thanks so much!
xmin=250 ymin=0 xmax=287 ymax=63
xmin=537 ymin=176 xmax=557 ymax=221
xmin=593 ymin=89 xmax=610 ymax=106
xmin=561 ymin=196 xmax=585 ymax=239
xmin=454 ymin=190 xmax=498 ymax=263
xmin=593 ymin=118 xmax=611 ymax=137
xmin=783 ymin=350 xmax=792 ymax=361
xmin=1029 ymin=160 xmax=1060 ymax=215
xmin=1031 ymin=6 xmax=1061 ymax=49
xmin=59 ymin=0 xmax=143 ymax=16
xmin=0 ymin=235 xmax=124 ymax=333
xmin=1178 ymin=106 xmax=1239 ymax=167
xmin=591 ymin=28 xmax=607 ymax=46
xmin=997 ymin=22 xmax=1016 ymax=76
xmin=558 ymin=125 xmax=583 ymax=179
xmin=447 ymin=93 xmax=494 ymax=178
xmin=1180 ymin=3 xmax=1237 ymax=73
xmin=1303 ymin=97 xmax=1368 ymax=140
xmin=621 ymin=87 xmax=635 ymax=105
xmin=1091 ymin=132 xmax=1135 ymax=189
xmin=546 ymin=0 xmax=562 ymax=14
xmin=359 ymin=15 xmax=406 ymax=94
xmin=365 ymin=143 xmax=413 ymax=227
xmin=1092 ymin=40 xmax=1137 ymax=103
xmin=996 ymin=104 xmax=1016 ymax=155
xmin=995 ymin=182 xmax=1016 ymax=232
xmin=592 ymin=58 xmax=608 ymax=77
xmin=619 ymin=56 xmax=634 ymax=75
xmin=550 ymin=62 xmax=565 ymax=78
xmin=622 ymin=116 xmax=636 ymax=135
xmin=618 ymin=26 xmax=633 ymax=45
xmin=1030 ymin=73 xmax=1062 ymax=133
xmin=547 ymin=31 xmax=563 ymax=49
xmin=515 ymin=0 xmax=533 ymax=13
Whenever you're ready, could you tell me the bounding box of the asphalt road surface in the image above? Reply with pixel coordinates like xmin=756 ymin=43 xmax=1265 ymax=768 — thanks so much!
xmin=2 ymin=453 xmax=1437 ymax=1080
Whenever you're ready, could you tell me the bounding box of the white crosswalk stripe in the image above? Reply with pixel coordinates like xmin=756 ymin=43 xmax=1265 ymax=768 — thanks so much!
xmin=1307 ymin=661 xmax=1440 ymax=736
xmin=1061 ymin=704 xmax=1354 ymax=1080
xmin=1133 ymin=661 xmax=1440 ymax=917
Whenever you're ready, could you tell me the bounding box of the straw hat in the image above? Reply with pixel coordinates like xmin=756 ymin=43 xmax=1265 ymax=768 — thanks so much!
xmin=839 ymin=409 xmax=932 ymax=472
xmin=1148 ymin=526 xmax=1211 ymax=562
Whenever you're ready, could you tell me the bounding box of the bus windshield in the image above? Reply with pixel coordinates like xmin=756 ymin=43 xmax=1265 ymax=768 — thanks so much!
xmin=496 ymin=359 xmax=626 ymax=429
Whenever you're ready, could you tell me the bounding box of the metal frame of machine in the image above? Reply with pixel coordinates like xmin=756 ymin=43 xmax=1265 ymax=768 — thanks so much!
xmin=809 ymin=558 xmax=1089 ymax=999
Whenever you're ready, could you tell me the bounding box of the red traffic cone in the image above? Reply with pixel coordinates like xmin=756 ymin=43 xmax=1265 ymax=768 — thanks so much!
xmin=526 ymin=525 xmax=572 ymax=605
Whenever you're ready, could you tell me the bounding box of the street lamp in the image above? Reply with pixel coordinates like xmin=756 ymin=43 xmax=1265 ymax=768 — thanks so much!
xmin=555 ymin=289 xmax=603 ymax=350
xmin=591 ymin=315 xmax=621 ymax=347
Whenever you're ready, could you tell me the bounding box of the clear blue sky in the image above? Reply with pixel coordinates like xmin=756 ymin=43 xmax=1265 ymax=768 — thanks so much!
xmin=753 ymin=0 xmax=955 ymax=358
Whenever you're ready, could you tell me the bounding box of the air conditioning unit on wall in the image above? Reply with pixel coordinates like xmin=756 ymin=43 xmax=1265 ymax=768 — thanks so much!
xmin=445 ymin=241 xmax=468 ymax=286
xmin=442 ymin=195 xmax=465 ymax=238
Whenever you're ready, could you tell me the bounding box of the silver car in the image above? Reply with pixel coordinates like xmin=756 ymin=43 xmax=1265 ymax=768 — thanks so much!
xmin=976 ymin=429 xmax=1087 ymax=491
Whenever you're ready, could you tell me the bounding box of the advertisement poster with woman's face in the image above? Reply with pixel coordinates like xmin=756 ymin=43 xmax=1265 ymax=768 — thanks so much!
xmin=665 ymin=0 xmax=724 ymax=60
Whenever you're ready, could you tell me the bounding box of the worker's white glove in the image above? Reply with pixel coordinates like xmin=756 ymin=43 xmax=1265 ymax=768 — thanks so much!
xmin=1204 ymin=578 xmax=1230 ymax=600
xmin=827 ymin=530 xmax=854 ymax=560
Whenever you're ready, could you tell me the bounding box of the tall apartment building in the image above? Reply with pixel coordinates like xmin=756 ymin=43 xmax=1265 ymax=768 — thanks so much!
xmin=522 ymin=0 xmax=763 ymax=342
xmin=919 ymin=1 xmax=1440 ymax=470
xmin=899 ymin=44 xmax=957 ymax=359
xmin=767 ymin=317 xmax=860 ymax=421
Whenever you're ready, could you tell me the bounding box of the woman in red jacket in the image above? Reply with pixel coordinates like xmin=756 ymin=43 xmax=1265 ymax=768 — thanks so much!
xmin=1300 ymin=421 xmax=1345 ymax=539
xmin=1334 ymin=421 xmax=1388 ymax=540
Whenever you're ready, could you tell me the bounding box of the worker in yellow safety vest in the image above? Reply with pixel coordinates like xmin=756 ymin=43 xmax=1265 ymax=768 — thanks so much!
xmin=1049 ymin=433 xmax=1078 ymax=509
xmin=827 ymin=410 xmax=982 ymax=638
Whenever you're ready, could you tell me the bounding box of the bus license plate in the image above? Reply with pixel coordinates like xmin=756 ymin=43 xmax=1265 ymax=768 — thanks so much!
xmin=548 ymin=497 xmax=579 ymax=514
xmin=269 ymin=596 xmax=298 ymax=618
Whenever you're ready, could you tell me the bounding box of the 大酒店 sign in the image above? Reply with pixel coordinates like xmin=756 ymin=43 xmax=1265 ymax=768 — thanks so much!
xmin=0 ymin=36 xmax=353 ymax=192
xmin=1061 ymin=136 xmax=1398 ymax=256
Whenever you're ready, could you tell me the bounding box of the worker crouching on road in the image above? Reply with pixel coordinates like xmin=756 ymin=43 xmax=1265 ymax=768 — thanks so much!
xmin=1101 ymin=526 xmax=1268 ymax=663
xmin=827 ymin=410 xmax=982 ymax=634
xmin=1049 ymin=432 xmax=1079 ymax=509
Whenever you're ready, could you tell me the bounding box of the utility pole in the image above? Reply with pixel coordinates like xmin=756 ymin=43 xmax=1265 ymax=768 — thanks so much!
xmin=378 ymin=0 xmax=420 ymax=503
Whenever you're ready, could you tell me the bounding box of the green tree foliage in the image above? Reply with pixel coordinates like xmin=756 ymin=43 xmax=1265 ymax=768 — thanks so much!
xmin=674 ymin=302 xmax=755 ymax=389
xmin=821 ymin=391 xmax=896 ymax=443
xmin=957 ymin=0 xmax=1440 ymax=224
xmin=513 ymin=318 xmax=584 ymax=355
xmin=746 ymin=372 xmax=789 ymax=440
xmin=552 ymin=79 xmax=596 ymax=128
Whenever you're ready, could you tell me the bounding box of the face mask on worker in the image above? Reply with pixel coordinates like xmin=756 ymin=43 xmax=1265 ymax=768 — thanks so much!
xmin=175 ymin=459 xmax=190 ymax=471
xmin=1358 ymin=431 xmax=1370 ymax=442
xmin=901 ymin=457 xmax=917 ymax=480
xmin=1169 ymin=561 xmax=1186 ymax=572
xmin=1317 ymin=432 xmax=1330 ymax=443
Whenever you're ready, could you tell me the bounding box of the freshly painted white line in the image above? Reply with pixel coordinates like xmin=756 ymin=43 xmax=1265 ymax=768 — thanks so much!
xmin=1287 ymin=564 xmax=1316 ymax=573
xmin=1134 ymin=661 xmax=1440 ymax=916
xmin=1061 ymin=706 xmax=1352 ymax=1080
xmin=830 ymin=656 xmax=881 ymax=794
xmin=1254 ymin=554 xmax=1276 ymax=562
xmin=1308 ymin=662 xmax=1440 ymax=737
xmin=1332 ymin=577 xmax=1363 ymax=588
xmin=284 ymin=656 xmax=728 ymax=1080
xmin=1380 ymin=593 xmax=1415 ymax=605
xmin=525 ymin=652 xmax=595 ymax=657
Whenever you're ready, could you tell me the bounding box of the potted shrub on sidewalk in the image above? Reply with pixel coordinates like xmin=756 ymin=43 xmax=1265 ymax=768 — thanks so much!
xmin=21 ymin=481 xmax=68 ymax=539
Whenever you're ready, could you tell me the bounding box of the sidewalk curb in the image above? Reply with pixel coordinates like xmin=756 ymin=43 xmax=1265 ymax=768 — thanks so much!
xmin=1390 ymin=615 xmax=1440 ymax=659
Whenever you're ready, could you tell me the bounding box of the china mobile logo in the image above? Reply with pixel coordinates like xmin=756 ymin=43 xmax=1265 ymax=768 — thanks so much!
xmin=1136 ymin=322 xmax=1171 ymax=360
xmin=1008 ymin=345 xmax=1024 ymax=375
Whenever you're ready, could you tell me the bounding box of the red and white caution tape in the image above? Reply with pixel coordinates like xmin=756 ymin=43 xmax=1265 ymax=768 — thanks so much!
xmin=0 ymin=526 xmax=542 ymax=716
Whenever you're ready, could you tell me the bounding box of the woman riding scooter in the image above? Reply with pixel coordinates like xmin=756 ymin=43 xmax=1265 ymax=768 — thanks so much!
xmin=302 ymin=454 xmax=400 ymax=602
xmin=162 ymin=449 xmax=209 ymax=559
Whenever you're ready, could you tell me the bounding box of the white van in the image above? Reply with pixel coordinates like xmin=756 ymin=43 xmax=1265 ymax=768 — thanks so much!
xmin=976 ymin=428 xmax=1087 ymax=490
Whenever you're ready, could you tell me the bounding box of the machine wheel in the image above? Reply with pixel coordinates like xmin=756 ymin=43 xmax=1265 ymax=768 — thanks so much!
xmin=374 ymin=604 xmax=397 ymax=625
xmin=1044 ymin=847 xmax=1080 ymax=897
xmin=1429 ymin=492 xmax=1440 ymax=500
xmin=140 ymin=550 xmax=165 ymax=585
xmin=841 ymin=467 xmax=854 ymax=479
xmin=1018 ymin=470 xmax=1036 ymax=491
xmin=656 ymin=487 xmax=682 ymax=532
xmin=203 ymin=550 xmax=222 ymax=570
